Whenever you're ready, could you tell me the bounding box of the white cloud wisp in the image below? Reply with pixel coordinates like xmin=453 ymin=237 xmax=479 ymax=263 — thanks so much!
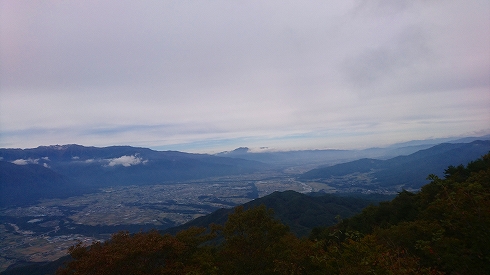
xmin=106 ymin=155 xmax=148 ymax=167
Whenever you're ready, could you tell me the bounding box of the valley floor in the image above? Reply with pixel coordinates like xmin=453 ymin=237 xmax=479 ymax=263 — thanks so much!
xmin=0 ymin=171 xmax=314 ymax=272
xmin=0 ymin=168 xmax=405 ymax=272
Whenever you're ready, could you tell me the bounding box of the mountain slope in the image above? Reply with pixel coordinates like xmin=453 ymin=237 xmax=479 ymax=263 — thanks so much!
xmin=300 ymin=140 xmax=490 ymax=190
xmin=215 ymin=134 xmax=490 ymax=167
xmin=0 ymin=161 xmax=76 ymax=207
xmin=0 ymin=145 xmax=268 ymax=206
xmin=164 ymin=190 xmax=386 ymax=236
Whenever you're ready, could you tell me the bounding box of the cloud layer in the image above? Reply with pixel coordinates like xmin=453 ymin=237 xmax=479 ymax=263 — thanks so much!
xmin=1 ymin=1 xmax=489 ymax=152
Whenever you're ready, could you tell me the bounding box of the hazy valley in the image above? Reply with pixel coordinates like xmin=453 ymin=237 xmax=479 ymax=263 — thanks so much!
xmin=1 ymin=137 xmax=489 ymax=273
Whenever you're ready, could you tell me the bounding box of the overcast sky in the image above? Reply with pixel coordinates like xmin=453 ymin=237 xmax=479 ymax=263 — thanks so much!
xmin=1 ymin=1 xmax=489 ymax=153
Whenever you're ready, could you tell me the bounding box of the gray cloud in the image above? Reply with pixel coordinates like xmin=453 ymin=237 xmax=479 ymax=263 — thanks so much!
xmin=1 ymin=1 xmax=489 ymax=152
xmin=342 ymin=25 xmax=431 ymax=90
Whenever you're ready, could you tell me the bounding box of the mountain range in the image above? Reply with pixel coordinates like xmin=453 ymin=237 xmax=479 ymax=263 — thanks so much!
xmin=216 ymin=135 xmax=490 ymax=167
xmin=1 ymin=137 xmax=489 ymax=208
xmin=0 ymin=145 xmax=266 ymax=207
xmin=300 ymin=140 xmax=490 ymax=189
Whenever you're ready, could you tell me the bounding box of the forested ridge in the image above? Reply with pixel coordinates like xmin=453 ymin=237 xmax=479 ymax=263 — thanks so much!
xmin=53 ymin=153 xmax=490 ymax=275
xmin=164 ymin=190 xmax=384 ymax=237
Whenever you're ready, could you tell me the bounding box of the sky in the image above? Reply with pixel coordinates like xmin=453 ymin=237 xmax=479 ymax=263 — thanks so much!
xmin=1 ymin=1 xmax=489 ymax=153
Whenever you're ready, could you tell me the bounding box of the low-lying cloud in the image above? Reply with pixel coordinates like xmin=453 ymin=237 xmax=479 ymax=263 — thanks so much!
xmin=106 ymin=155 xmax=147 ymax=167
xmin=12 ymin=158 xmax=39 ymax=165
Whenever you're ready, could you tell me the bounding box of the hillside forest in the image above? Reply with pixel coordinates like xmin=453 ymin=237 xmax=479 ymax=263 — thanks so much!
xmin=54 ymin=153 xmax=490 ymax=275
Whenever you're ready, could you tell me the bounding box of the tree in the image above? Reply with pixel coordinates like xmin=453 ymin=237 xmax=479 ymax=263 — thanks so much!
xmin=310 ymin=153 xmax=490 ymax=274
xmin=217 ymin=205 xmax=319 ymax=275
xmin=56 ymin=228 xmax=214 ymax=275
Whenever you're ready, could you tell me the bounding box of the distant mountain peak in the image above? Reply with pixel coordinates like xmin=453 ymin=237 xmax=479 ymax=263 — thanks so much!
xmin=217 ymin=147 xmax=250 ymax=155
xmin=232 ymin=147 xmax=249 ymax=153
xmin=38 ymin=144 xmax=81 ymax=151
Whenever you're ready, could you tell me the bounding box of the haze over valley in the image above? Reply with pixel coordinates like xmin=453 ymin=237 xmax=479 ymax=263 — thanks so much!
xmin=1 ymin=137 xmax=489 ymax=272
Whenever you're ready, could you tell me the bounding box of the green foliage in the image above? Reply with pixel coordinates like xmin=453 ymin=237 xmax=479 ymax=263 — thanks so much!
xmin=216 ymin=205 xmax=316 ymax=275
xmin=57 ymin=153 xmax=490 ymax=275
xmin=166 ymin=190 xmax=375 ymax=237
xmin=314 ymin=234 xmax=440 ymax=275
xmin=312 ymin=152 xmax=490 ymax=274
xmin=57 ymin=205 xmax=320 ymax=275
